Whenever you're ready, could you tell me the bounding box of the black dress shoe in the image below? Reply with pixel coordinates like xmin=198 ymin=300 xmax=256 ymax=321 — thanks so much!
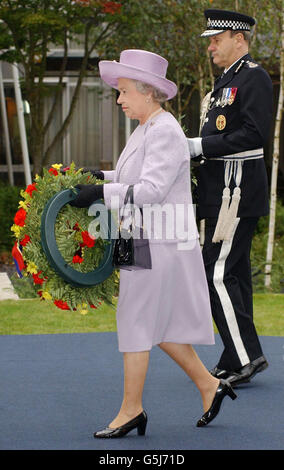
xmin=94 ymin=410 xmax=147 ymax=438
xmin=196 ymin=380 xmax=237 ymax=427
xmin=226 ymin=356 xmax=269 ymax=386
xmin=210 ymin=366 xmax=231 ymax=379
xmin=210 ymin=365 xmax=250 ymax=384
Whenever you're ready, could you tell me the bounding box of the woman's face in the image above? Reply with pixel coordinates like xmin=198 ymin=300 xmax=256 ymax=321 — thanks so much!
xmin=117 ymin=77 xmax=151 ymax=124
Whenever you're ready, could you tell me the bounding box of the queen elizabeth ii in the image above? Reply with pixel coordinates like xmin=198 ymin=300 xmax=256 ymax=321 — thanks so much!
xmin=71 ymin=49 xmax=237 ymax=437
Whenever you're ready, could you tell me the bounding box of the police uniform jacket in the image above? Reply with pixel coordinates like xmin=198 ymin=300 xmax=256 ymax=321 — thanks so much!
xmin=196 ymin=53 xmax=273 ymax=219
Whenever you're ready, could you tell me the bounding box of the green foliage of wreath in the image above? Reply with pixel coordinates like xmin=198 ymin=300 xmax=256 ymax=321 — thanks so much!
xmin=11 ymin=162 xmax=118 ymax=314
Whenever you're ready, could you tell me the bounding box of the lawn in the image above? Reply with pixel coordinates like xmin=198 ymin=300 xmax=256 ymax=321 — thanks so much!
xmin=0 ymin=294 xmax=283 ymax=336
xmin=0 ymin=298 xmax=117 ymax=335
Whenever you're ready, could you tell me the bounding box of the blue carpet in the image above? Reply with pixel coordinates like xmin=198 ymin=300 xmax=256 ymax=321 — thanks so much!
xmin=0 ymin=333 xmax=283 ymax=450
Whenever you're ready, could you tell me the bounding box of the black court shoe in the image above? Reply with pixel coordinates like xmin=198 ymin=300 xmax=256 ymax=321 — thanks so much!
xmin=93 ymin=410 xmax=147 ymax=438
xmin=196 ymin=380 xmax=237 ymax=427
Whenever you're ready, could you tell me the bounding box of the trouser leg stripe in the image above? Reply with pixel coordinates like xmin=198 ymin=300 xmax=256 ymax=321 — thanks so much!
xmin=213 ymin=218 xmax=250 ymax=366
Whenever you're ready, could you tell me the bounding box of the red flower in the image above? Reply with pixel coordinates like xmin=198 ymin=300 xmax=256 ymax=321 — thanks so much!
xmin=81 ymin=231 xmax=95 ymax=248
xmin=73 ymin=223 xmax=80 ymax=231
xmin=32 ymin=270 xmax=47 ymax=285
xmin=14 ymin=208 xmax=27 ymax=227
xmin=20 ymin=235 xmax=31 ymax=246
xmin=62 ymin=166 xmax=70 ymax=172
xmin=48 ymin=168 xmax=58 ymax=176
xmin=25 ymin=183 xmax=37 ymax=196
xmin=54 ymin=299 xmax=70 ymax=310
xmin=90 ymin=300 xmax=102 ymax=309
xmin=102 ymin=1 xmax=122 ymax=14
xmin=72 ymin=254 xmax=84 ymax=264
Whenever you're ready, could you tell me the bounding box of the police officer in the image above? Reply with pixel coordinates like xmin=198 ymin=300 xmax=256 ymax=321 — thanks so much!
xmin=188 ymin=9 xmax=273 ymax=386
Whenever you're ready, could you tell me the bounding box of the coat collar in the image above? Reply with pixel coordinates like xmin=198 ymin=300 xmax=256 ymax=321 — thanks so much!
xmin=115 ymin=112 xmax=167 ymax=181
xmin=115 ymin=138 xmax=138 ymax=181
xmin=115 ymin=124 xmax=145 ymax=180
xmin=213 ymin=53 xmax=251 ymax=93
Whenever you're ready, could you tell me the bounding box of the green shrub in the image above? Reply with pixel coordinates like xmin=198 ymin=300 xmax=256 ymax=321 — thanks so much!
xmin=251 ymin=200 xmax=284 ymax=293
xmin=0 ymin=182 xmax=22 ymax=252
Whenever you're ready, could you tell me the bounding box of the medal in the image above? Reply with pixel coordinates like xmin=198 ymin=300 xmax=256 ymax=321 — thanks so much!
xmin=220 ymin=88 xmax=228 ymax=107
xmin=216 ymin=115 xmax=226 ymax=130
xmin=220 ymin=88 xmax=238 ymax=107
xmin=228 ymin=87 xmax=238 ymax=105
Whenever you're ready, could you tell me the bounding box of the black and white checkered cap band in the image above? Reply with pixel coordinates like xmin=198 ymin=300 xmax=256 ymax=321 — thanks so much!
xmin=207 ymin=18 xmax=251 ymax=31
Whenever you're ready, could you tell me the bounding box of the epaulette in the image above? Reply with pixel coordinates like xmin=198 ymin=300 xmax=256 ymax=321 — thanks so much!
xmin=234 ymin=59 xmax=259 ymax=75
xmin=245 ymin=60 xmax=259 ymax=68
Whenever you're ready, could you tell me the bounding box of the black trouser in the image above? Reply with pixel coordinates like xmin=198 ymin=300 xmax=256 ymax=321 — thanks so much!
xmin=202 ymin=217 xmax=264 ymax=371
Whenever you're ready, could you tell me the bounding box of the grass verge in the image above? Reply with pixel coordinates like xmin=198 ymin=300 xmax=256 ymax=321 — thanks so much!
xmin=0 ymin=298 xmax=117 ymax=335
xmin=0 ymin=294 xmax=283 ymax=336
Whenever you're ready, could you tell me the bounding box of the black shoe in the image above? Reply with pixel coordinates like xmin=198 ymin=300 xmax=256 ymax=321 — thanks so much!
xmin=226 ymin=356 xmax=269 ymax=386
xmin=210 ymin=365 xmax=251 ymax=384
xmin=196 ymin=380 xmax=237 ymax=427
xmin=93 ymin=410 xmax=147 ymax=438
xmin=210 ymin=366 xmax=231 ymax=379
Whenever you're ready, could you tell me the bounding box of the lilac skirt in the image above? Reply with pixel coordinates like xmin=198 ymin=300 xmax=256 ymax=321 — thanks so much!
xmin=116 ymin=240 xmax=215 ymax=352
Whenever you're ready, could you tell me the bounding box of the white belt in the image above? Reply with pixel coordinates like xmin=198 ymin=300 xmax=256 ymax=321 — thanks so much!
xmin=210 ymin=147 xmax=264 ymax=161
xmin=211 ymin=148 xmax=264 ymax=243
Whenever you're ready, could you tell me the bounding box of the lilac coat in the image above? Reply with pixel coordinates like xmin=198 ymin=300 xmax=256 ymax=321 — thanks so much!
xmin=102 ymin=111 xmax=214 ymax=352
xmin=103 ymin=111 xmax=198 ymax=243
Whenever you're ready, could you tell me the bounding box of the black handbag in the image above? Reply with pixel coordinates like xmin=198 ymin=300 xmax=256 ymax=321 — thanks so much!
xmin=113 ymin=185 xmax=152 ymax=270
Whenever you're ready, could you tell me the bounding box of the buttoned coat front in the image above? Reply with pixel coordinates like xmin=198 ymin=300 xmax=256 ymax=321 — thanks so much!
xmin=103 ymin=111 xmax=198 ymax=242
xmin=101 ymin=111 xmax=214 ymax=352
xmin=196 ymin=53 xmax=273 ymax=219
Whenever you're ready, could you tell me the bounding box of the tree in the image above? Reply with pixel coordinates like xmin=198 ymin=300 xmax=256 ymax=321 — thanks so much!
xmin=105 ymin=0 xmax=214 ymax=125
xmin=264 ymin=0 xmax=284 ymax=288
xmin=150 ymin=0 xmax=213 ymax=123
xmin=0 ymin=0 xmax=124 ymax=175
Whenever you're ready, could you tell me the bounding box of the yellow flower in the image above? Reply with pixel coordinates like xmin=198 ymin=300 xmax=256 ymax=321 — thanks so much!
xmin=26 ymin=261 xmax=38 ymax=274
xmin=18 ymin=200 xmax=28 ymax=210
xmin=11 ymin=224 xmax=22 ymax=238
xmin=20 ymin=189 xmax=32 ymax=202
xmin=52 ymin=163 xmax=63 ymax=170
xmin=42 ymin=291 xmax=52 ymax=300
xmin=74 ymin=231 xmax=83 ymax=242
xmin=77 ymin=303 xmax=89 ymax=315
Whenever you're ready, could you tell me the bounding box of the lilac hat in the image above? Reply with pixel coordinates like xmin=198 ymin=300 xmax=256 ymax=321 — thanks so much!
xmin=99 ymin=49 xmax=177 ymax=100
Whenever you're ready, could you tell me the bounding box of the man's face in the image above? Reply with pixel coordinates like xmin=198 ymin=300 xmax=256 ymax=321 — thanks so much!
xmin=207 ymin=31 xmax=240 ymax=69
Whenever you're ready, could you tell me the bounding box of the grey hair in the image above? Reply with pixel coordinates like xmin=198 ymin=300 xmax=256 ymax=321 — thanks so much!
xmin=230 ymin=29 xmax=252 ymax=45
xmin=133 ymin=80 xmax=168 ymax=103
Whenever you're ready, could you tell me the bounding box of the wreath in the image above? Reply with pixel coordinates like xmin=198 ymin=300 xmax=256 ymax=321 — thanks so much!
xmin=11 ymin=162 xmax=118 ymax=314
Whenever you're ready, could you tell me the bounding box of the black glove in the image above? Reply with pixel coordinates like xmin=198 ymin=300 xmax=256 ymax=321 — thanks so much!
xmin=191 ymin=155 xmax=207 ymax=167
xmin=69 ymin=184 xmax=104 ymax=208
xmin=82 ymin=168 xmax=104 ymax=180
